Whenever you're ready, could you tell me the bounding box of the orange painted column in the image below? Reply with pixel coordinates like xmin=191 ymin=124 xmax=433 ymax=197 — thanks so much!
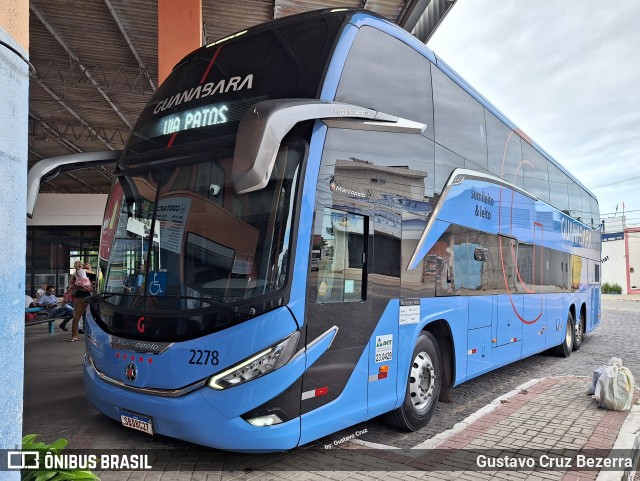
xmin=158 ymin=0 xmax=202 ymax=85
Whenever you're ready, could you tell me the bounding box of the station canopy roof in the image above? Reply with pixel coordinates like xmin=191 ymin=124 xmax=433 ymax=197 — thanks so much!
xmin=27 ymin=0 xmax=456 ymax=194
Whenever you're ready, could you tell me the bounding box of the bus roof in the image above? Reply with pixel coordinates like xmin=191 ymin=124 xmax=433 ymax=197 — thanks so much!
xmin=172 ymin=7 xmax=597 ymax=204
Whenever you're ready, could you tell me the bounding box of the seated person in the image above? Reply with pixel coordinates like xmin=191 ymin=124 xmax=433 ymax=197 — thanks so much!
xmin=62 ymin=286 xmax=74 ymax=306
xmin=25 ymin=294 xmax=35 ymax=309
xmin=25 ymin=295 xmax=43 ymax=320
xmin=36 ymin=285 xmax=73 ymax=319
xmin=123 ymin=263 xmax=145 ymax=294
xmin=34 ymin=283 xmax=47 ymax=303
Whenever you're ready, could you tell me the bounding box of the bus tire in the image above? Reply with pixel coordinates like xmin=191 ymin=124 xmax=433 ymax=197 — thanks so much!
xmin=384 ymin=332 xmax=441 ymax=431
xmin=573 ymin=309 xmax=585 ymax=351
xmin=552 ymin=312 xmax=574 ymax=357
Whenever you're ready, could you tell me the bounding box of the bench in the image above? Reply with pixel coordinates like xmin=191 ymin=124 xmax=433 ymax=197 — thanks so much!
xmin=25 ymin=309 xmax=71 ymax=334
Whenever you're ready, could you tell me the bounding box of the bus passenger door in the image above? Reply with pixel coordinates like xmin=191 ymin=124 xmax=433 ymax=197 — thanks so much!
xmin=366 ymin=208 xmax=402 ymax=418
xmin=301 ymin=207 xmax=371 ymax=442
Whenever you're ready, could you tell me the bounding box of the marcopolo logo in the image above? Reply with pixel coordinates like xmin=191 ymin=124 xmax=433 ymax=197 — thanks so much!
xmin=329 ymin=177 xmax=368 ymax=198
xmin=125 ymin=363 xmax=138 ymax=382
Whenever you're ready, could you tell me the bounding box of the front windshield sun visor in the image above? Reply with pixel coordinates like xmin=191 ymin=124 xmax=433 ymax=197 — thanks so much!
xmin=231 ymin=99 xmax=427 ymax=194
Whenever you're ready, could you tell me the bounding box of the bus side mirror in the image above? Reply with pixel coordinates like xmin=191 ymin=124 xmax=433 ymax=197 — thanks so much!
xmin=231 ymin=99 xmax=426 ymax=194
xmin=27 ymin=151 xmax=121 ymax=218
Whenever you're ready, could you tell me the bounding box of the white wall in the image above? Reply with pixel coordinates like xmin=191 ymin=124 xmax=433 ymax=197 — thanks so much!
xmin=601 ymin=238 xmax=627 ymax=291
xmin=27 ymin=193 xmax=108 ymax=226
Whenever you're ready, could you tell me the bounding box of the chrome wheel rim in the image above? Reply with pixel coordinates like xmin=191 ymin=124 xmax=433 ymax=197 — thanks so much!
xmin=409 ymin=350 xmax=436 ymax=414
xmin=575 ymin=318 xmax=584 ymax=344
xmin=565 ymin=318 xmax=573 ymax=347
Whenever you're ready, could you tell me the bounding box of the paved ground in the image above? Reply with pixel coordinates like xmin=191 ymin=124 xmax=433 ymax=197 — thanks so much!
xmin=20 ymin=295 xmax=640 ymax=480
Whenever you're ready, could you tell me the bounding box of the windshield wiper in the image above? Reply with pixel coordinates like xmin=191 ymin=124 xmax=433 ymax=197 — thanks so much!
xmin=180 ymin=296 xmax=256 ymax=316
xmin=88 ymin=292 xmax=119 ymax=302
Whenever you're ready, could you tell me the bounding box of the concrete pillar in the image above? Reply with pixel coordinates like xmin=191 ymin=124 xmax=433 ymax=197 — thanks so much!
xmin=158 ymin=0 xmax=202 ymax=84
xmin=0 ymin=0 xmax=28 ymax=477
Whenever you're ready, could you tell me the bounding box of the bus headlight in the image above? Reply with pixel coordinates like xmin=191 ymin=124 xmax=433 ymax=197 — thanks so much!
xmin=208 ymin=331 xmax=300 ymax=390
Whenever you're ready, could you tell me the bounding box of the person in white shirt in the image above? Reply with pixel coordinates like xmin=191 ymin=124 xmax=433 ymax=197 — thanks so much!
xmin=36 ymin=286 xmax=73 ymax=319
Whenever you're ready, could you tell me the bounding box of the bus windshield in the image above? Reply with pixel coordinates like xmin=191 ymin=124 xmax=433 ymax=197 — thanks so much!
xmin=99 ymin=142 xmax=303 ymax=313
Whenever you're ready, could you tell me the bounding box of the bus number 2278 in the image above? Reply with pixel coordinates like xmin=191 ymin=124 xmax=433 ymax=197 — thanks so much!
xmin=188 ymin=350 xmax=219 ymax=365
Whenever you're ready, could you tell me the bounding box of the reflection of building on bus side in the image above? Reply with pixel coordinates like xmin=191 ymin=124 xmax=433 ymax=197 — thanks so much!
xmin=332 ymin=157 xmax=430 ymax=279
xmin=333 ymin=157 xmax=428 ymax=206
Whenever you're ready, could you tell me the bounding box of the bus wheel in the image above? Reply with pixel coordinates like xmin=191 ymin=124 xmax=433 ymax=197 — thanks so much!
xmin=573 ymin=310 xmax=585 ymax=351
xmin=384 ymin=332 xmax=441 ymax=431
xmin=552 ymin=312 xmax=574 ymax=357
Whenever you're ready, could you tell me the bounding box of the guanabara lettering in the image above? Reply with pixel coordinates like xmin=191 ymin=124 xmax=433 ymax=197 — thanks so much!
xmin=153 ymin=75 xmax=253 ymax=114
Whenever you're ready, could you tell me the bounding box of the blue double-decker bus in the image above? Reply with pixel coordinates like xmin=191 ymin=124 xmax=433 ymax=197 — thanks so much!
xmin=29 ymin=8 xmax=601 ymax=451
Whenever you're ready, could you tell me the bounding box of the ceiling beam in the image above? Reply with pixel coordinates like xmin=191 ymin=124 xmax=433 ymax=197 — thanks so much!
xmin=29 ymin=1 xmax=134 ymax=130
xmin=398 ymin=0 xmax=432 ymax=32
xmin=399 ymin=0 xmax=457 ymax=43
xmin=63 ymin=170 xmax=104 ymax=193
xmin=30 ymin=112 xmax=82 ymax=154
xmin=102 ymin=0 xmax=156 ymax=93
xmin=34 ymin=77 xmax=117 ymax=150
xmin=36 ymin=58 xmax=154 ymax=94
xmin=29 ymin=118 xmax=128 ymax=147
xmin=28 ymin=112 xmax=112 ymax=188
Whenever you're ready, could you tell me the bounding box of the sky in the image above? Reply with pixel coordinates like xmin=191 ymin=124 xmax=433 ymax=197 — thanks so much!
xmin=427 ymin=0 xmax=640 ymax=228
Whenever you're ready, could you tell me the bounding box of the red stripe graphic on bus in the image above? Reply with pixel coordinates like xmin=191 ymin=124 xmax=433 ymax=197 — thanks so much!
xmin=497 ymin=134 xmax=543 ymax=325
xmin=200 ymin=46 xmax=222 ymax=84
xmin=166 ymin=132 xmax=177 ymax=148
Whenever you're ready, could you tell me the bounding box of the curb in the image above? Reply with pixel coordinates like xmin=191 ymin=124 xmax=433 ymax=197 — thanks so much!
xmin=412 ymin=377 xmax=544 ymax=449
xmin=595 ymin=395 xmax=640 ymax=481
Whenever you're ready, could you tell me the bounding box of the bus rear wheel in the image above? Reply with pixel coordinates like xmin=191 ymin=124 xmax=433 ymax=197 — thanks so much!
xmin=552 ymin=312 xmax=574 ymax=357
xmin=573 ymin=310 xmax=585 ymax=351
xmin=384 ymin=332 xmax=441 ymax=431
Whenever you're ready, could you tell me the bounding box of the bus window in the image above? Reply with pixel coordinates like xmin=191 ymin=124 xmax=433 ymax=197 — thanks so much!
xmin=486 ymin=110 xmax=524 ymax=189
xmin=516 ymin=243 xmax=534 ymax=292
xmin=435 ymin=223 xmax=457 ymax=297
xmin=315 ymin=208 xmax=367 ymax=303
xmin=499 ymin=235 xmax=517 ymax=293
xmin=465 ymin=229 xmax=501 ymax=294
xmin=432 ymin=68 xmax=487 ymax=171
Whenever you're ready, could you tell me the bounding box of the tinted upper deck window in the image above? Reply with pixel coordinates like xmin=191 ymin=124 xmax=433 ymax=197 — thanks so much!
xmin=126 ymin=14 xmax=344 ymax=153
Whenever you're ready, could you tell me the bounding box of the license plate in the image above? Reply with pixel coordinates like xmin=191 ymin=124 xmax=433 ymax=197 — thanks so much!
xmin=121 ymin=411 xmax=154 ymax=435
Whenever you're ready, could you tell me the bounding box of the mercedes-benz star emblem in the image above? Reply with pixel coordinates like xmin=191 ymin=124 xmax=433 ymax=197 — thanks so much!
xmin=125 ymin=362 xmax=137 ymax=382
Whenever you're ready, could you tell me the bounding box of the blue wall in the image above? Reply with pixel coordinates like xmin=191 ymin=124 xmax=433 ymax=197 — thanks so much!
xmin=0 ymin=25 xmax=28 ymax=478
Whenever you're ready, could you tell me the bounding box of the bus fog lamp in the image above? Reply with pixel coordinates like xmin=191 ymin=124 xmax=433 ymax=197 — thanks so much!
xmin=246 ymin=414 xmax=283 ymax=426
xmin=208 ymin=331 xmax=300 ymax=390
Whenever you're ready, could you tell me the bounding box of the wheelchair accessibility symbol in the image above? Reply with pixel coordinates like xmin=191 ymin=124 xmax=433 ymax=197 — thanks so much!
xmin=146 ymin=271 xmax=167 ymax=296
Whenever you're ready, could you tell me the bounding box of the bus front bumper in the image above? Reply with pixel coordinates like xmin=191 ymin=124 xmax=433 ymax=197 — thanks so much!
xmin=83 ymin=353 xmax=301 ymax=452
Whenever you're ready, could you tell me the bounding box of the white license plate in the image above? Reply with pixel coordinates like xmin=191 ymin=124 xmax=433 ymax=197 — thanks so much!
xmin=121 ymin=411 xmax=154 ymax=435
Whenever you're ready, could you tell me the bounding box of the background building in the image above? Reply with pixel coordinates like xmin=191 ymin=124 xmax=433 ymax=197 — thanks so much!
xmin=26 ymin=193 xmax=105 ymax=296
xmin=600 ymin=215 xmax=640 ymax=294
